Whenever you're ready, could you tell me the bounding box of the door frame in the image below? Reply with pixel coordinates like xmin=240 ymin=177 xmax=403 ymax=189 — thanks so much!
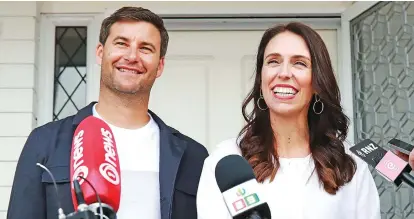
xmin=37 ymin=13 xmax=103 ymax=126
xmin=339 ymin=1 xmax=379 ymax=145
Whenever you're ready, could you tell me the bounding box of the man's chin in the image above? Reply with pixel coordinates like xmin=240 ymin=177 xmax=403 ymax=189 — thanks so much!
xmin=112 ymin=85 xmax=140 ymax=95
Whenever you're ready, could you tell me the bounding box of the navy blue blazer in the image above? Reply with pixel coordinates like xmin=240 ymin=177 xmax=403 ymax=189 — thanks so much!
xmin=7 ymin=102 xmax=209 ymax=219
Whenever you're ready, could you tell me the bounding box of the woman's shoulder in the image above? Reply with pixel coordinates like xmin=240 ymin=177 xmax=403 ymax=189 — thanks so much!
xmin=341 ymin=140 xmax=381 ymax=217
xmin=342 ymin=140 xmax=370 ymax=172
xmin=342 ymin=140 xmax=377 ymax=188
xmin=203 ymin=138 xmax=243 ymax=170
xmin=342 ymin=140 xmax=369 ymax=168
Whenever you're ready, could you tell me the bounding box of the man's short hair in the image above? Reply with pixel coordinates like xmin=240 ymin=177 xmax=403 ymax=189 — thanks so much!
xmin=99 ymin=6 xmax=169 ymax=57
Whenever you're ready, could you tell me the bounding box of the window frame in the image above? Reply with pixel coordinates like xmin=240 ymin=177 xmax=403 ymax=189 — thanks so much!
xmin=37 ymin=14 xmax=102 ymax=126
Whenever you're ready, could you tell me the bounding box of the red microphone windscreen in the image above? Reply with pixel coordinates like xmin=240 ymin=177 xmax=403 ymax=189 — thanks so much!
xmin=70 ymin=115 xmax=121 ymax=212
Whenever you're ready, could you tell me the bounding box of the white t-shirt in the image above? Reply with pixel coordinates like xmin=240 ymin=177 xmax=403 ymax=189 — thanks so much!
xmin=93 ymin=104 xmax=161 ymax=219
xmin=196 ymin=138 xmax=381 ymax=219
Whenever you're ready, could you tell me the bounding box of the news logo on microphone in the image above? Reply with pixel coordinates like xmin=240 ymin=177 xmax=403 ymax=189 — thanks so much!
xmin=69 ymin=115 xmax=122 ymax=215
xmin=350 ymin=139 xmax=387 ymax=167
xmin=72 ymin=129 xmax=88 ymax=186
xmin=350 ymin=139 xmax=412 ymax=187
xmin=215 ymin=154 xmax=272 ymax=219
xmin=376 ymin=152 xmax=406 ymax=182
xmin=223 ymin=179 xmax=263 ymax=215
xmin=100 ymin=127 xmax=120 ymax=186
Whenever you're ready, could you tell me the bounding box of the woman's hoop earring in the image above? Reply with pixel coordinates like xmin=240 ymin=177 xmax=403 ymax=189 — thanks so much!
xmin=257 ymin=90 xmax=268 ymax=111
xmin=313 ymin=94 xmax=324 ymax=115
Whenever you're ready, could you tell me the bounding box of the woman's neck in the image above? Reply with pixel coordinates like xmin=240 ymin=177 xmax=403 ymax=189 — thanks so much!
xmin=270 ymin=113 xmax=311 ymax=158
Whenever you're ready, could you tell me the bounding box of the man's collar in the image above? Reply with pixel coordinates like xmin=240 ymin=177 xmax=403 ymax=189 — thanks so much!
xmin=72 ymin=101 xmax=96 ymax=125
xmin=72 ymin=101 xmax=178 ymax=134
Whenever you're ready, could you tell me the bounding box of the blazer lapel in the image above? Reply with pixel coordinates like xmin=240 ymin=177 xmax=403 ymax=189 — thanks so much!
xmin=72 ymin=102 xmax=95 ymax=126
xmin=150 ymin=112 xmax=187 ymax=219
xmin=159 ymin=131 xmax=187 ymax=219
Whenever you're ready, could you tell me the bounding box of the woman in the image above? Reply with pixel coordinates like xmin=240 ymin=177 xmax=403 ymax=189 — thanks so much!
xmin=196 ymin=22 xmax=380 ymax=219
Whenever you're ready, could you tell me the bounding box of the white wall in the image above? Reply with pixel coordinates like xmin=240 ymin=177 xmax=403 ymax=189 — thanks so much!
xmin=0 ymin=1 xmax=42 ymax=218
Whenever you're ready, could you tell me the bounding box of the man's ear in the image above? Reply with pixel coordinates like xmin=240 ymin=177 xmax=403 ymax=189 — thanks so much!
xmin=156 ymin=57 xmax=165 ymax=78
xmin=96 ymin=43 xmax=104 ymax=66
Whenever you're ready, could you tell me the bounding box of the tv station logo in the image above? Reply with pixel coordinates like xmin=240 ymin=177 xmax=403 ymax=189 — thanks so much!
xmin=232 ymin=187 xmax=260 ymax=212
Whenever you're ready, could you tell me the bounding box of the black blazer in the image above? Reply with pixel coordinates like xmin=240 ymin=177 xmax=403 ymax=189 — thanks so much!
xmin=7 ymin=102 xmax=209 ymax=219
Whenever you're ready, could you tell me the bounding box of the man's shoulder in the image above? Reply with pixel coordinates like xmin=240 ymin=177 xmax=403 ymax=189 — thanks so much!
xmin=166 ymin=126 xmax=209 ymax=194
xmin=168 ymin=126 xmax=209 ymax=157
xmin=149 ymin=110 xmax=208 ymax=157
xmin=30 ymin=115 xmax=75 ymax=137
xmin=17 ymin=115 xmax=77 ymax=164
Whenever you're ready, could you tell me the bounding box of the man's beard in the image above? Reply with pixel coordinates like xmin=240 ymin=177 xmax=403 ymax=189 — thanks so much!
xmin=103 ymin=71 xmax=155 ymax=96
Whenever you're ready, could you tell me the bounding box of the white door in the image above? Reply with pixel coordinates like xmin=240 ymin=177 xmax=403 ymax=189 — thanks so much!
xmin=149 ymin=28 xmax=339 ymax=152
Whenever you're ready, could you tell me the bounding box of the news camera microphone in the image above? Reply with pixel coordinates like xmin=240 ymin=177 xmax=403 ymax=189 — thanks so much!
xmin=65 ymin=178 xmax=98 ymax=219
xmin=349 ymin=139 xmax=414 ymax=188
xmin=69 ymin=116 xmax=121 ymax=219
xmin=35 ymin=115 xmax=121 ymax=219
xmin=35 ymin=163 xmax=96 ymax=219
xmin=215 ymin=154 xmax=271 ymax=219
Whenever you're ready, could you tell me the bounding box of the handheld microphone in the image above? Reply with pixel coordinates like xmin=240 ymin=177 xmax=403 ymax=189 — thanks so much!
xmin=65 ymin=178 xmax=99 ymax=219
xmin=349 ymin=139 xmax=414 ymax=188
xmin=388 ymin=138 xmax=414 ymax=155
xmin=35 ymin=163 xmax=96 ymax=219
xmin=215 ymin=154 xmax=271 ymax=219
xmin=70 ymin=115 xmax=121 ymax=219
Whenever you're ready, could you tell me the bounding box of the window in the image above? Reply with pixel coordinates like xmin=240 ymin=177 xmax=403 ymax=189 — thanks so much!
xmin=53 ymin=27 xmax=87 ymax=121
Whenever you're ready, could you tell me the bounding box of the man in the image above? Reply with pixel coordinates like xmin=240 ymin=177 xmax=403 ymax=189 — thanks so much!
xmin=7 ymin=6 xmax=209 ymax=219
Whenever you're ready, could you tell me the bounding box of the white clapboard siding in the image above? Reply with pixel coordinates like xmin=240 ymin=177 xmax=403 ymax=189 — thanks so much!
xmin=0 ymin=1 xmax=39 ymax=214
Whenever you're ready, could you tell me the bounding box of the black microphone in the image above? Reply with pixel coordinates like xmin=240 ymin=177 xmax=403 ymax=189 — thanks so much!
xmin=215 ymin=154 xmax=271 ymax=219
xmin=349 ymin=139 xmax=414 ymax=188
xmin=35 ymin=163 xmax=103 ymax=219
xmin=65 ymin=179 xmax=99 ymax=219
xmin=388 ymin=138 xmax=414 ymax=155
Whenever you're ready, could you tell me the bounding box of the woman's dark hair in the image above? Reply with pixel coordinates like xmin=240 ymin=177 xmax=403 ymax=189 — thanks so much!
xmin=238 ymin=22 xmax=356 ymax=194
